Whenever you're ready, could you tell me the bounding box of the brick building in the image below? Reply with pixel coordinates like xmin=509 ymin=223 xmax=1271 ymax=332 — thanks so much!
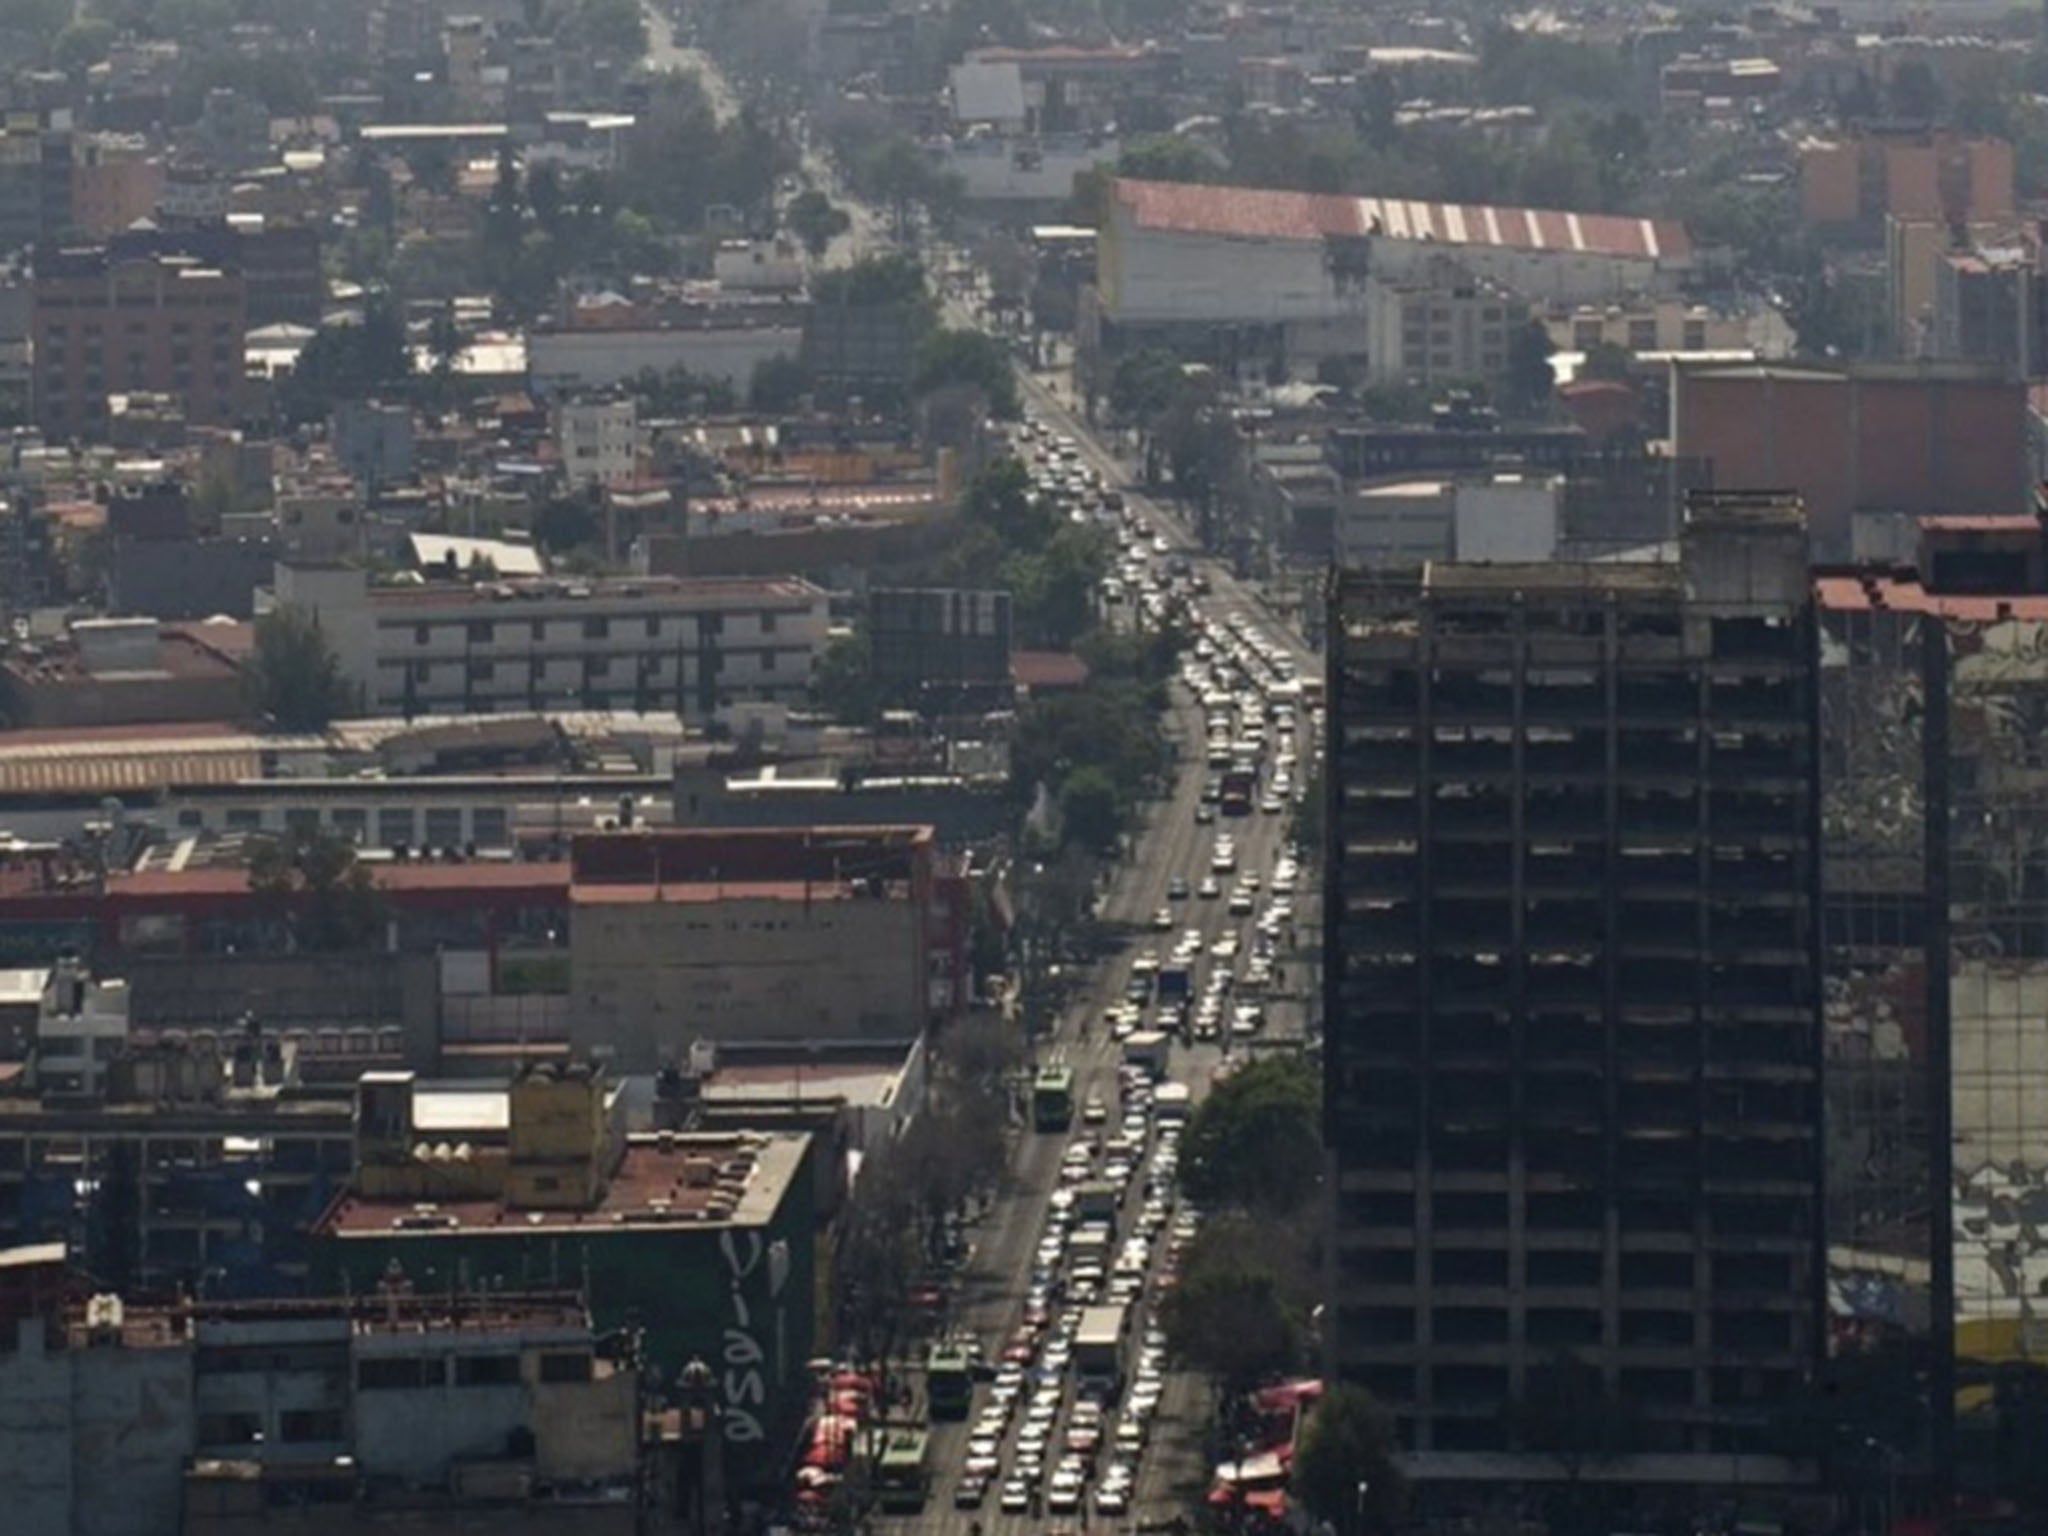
xmin=32 ymin=245 xmax=245 ymax=435
xmin=1670 ymin=360 xmax=2027 ymax=561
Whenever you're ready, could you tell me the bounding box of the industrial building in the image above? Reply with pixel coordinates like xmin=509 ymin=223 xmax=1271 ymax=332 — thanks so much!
xmin=312 ymin=1063 xmax=816 ymax=1480
xmin=0 ymin=1241 xmax=643 ymax=1536
xmin=1095 ymin=176 xmax=1693 ymax=370
xmin=1324 ymin=493 xmax=1823 ymax=1503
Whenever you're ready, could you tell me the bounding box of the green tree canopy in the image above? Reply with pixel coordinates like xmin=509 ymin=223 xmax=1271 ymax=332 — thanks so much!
xmin=812 ymin=251 xmax=927 ymax=307
xmin=248 ymin=829 xmax=387 ymax=952
xmin=914 ymin=328 xmax=1020 ymax=418
xmin=810 ymin=630 xmax=877 ymax=724
xmin=245 ymin=608 xmax=353 ymax=731
xmin=1158 ymin=1211 xmax=1307 ymax=1391
xmin=1293 ymin=1385 xmax=1408 ymax=1536
xmin=1181 ymin=1053 xmax=1322 ymax=1214
xmin=279 ymin=301 xmax=412 ymax=424
xmin=786 ymin=189 xmax=852 ymax=259
xmin=1057 ymin=764 xmax=1122 ymax=853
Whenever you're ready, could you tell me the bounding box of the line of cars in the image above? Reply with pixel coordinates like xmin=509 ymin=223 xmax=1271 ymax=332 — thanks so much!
xmin=953 ymin=1069 xmax=1200 ymax=1518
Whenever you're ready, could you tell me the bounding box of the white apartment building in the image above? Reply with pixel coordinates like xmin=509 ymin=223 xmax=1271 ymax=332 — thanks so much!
xmin=1363 ymin=256 xmax=1524 ymax=388
xmin=273 ymin=564 xmax=829 ymax=721
xmin=34 ymin=959 xmax=130 ymax=1099
xmin=554 ymin=396 xmax=638 ymax=486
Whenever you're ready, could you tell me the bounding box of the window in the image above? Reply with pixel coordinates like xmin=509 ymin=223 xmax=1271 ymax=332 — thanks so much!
xmin=531 ymin=620 xmax=546 ymax=641
xmin=358 ymin=1356 xmax=439 ymax=1390
xmin=177 ymin=808 xmax=205 ymax=829
xmin=700 ymin=613 xmax=724 ymax=637
xmin=583 ymin=616 xmax=609 ymax=640
xmin=412 ymin=660 xmax=430 ymax=682
xmin=280 ymin=1409 xmax=344 ymax=1443
xmin=761 ymin=651 xmax=777 ymax=672
xmin=759 ymin=611 xmax=778 ymax=634
xmin=1682 ymin=319 xmax=1707 ymax=350
xmin=225 ymin=808 xmax=262 ymax=831
xmin=539 ymin=1351 xmax=592 ymax=1383
xmin=283 ymin=808 xmax=321 ymax=837
xmin=331 ymin=808 xmax=367 ymax=842
xmin=645 ymin=616 xmax=661 ymax=638
xmin=424 ymin=807 xmax=463 ymax=848
xmin=467 ymin=621 xmax=493 ymax=643
xmin=415 ymin=625 xmax=431 ymax=646
xmin=468 ymin=659 xmax=495 ymax=682
xmin=585 ymin=656 xmax=610 ymax=678
xmin=1573 ymin=319 xmax=1601 ymax=349
xmin=377 ymin=808 xmax=416 ymax=847
xmin=198 ymin=1411 xmax=263 ymax=1445
xmin=1627 ymin=318 xmax=1657 ymax=351
xmin=471 ymin=807 xmax=509 ymax=845
xmin=454 ymin=1353 xmax=521 ymax=1387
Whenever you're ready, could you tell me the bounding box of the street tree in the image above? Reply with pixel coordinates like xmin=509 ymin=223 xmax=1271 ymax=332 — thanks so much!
xmin=1058 ymin=765 xmax=1123 ymax=854
xmin=787 ymin=189 xmax=851 ymax=260
xmin=914 ymin=328 xmax=1020 ymax=418
xmin=1293 ymin=1385 xmax=1407 ymax=1536
xmin=245 ymin=608 xmax=354 ymax=731
xmin=1158 ymin=1211 xmax=1306 ymax=1391
xmin=1180 ymin=1053 xmax=1322 ymax=1214
xmin=810 ymin=631 xmax=877 ymax=724
xmin=248 ymin=829 xmax=388 ymax=952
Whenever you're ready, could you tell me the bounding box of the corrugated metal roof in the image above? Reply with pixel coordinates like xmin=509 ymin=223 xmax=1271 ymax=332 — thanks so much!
xmin=0 ymin=747 xmax=262 ymax=796
xmin=1113 ymin=177 xmax=1694 ymax=263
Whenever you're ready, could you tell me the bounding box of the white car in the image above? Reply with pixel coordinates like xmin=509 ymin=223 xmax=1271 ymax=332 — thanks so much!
xmin=1001 ymin=1481 xmax=1032 ymax=1514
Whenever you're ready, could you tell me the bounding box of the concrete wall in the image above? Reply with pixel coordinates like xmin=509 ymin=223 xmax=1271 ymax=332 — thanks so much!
xmin=570 ymin=893 xmax=925 ymax=1066
xmin=0 ymin=1319 xmax=197 ymax=1536
xmin=528 ymin=326 xmax=801 ymax=394
xmin=1103 ymin=206 xmax=1351 ymax=325
xmin=1453 ymin=477 xmax=1561 ymax=562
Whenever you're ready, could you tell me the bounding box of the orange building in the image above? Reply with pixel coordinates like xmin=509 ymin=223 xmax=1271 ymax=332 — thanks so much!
xmin=69 ymin=134 xmax=163 ymax=238
xmin=1799 ymin=132 xmax=2014 ymax=230
xmin=1671 ymin=360 xmax=2027 ymax=559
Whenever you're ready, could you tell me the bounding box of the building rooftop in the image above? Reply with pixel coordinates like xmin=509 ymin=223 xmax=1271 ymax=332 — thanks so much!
xmin=1112 ymin=177 xmax=1693 ymax=263
xmin=317 ymin=1129 xmax=808 ymax=1238
xmin=1424 ymin=560 xmax=1681 ymax=596
xmin=365 ymin=574 xmax=824 ymax=610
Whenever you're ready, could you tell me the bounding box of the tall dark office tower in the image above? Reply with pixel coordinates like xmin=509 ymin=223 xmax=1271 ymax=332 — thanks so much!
xmin=1322 ymin=494 xmax=1824 ymax=1506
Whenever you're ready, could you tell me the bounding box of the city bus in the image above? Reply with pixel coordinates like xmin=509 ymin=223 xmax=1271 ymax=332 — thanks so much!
xmin=926 ymin=1341 xmax=974 ymax=1420
xmin=1033 ymin=1064 xmax=1076 ymax=1131
xmin=871 ymin=1428 xmax=932 ymax=1513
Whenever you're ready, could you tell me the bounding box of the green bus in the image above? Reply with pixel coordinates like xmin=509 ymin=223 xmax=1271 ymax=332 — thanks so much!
xmin=927 ymin=1341 xmax=974 ymax=1420
xmin=1033 ymin=1064 xmax=1076 ymax=1131
xmin=872 ymin=1428 xmax=932 ymax=1513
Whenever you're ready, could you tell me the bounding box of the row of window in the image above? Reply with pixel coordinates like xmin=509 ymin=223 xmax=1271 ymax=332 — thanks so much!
xmin=197 ymin=804 xmax=511 ymax=847
xmin=402 ymin=611 xmax=795 ymax=645
xmin=401 ymin=651 xmax=782 ymax=684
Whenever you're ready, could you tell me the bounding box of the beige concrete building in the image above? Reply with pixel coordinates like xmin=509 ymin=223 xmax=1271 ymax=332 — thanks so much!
xmin=564 ymin=826 xmax=943 ymax=1067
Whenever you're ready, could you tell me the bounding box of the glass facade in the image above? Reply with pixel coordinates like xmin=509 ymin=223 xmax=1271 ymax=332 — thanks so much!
xmin=1821 ymin=579 xmax=2048 ymax=1497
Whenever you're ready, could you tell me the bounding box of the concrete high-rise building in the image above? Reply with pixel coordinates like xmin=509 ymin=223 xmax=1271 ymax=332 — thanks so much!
xmin=1323 ymin=493 xmax=1823 ymax=1511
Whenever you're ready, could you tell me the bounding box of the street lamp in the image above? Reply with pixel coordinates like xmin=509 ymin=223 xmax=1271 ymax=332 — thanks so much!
xmin=1355 ymin=1478 xmax=1371 ymax=1536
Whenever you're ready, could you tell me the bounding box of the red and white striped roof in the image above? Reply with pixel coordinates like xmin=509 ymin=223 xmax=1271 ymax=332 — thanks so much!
xmin=1113 ymin=178 xmax=1691 ymax=263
